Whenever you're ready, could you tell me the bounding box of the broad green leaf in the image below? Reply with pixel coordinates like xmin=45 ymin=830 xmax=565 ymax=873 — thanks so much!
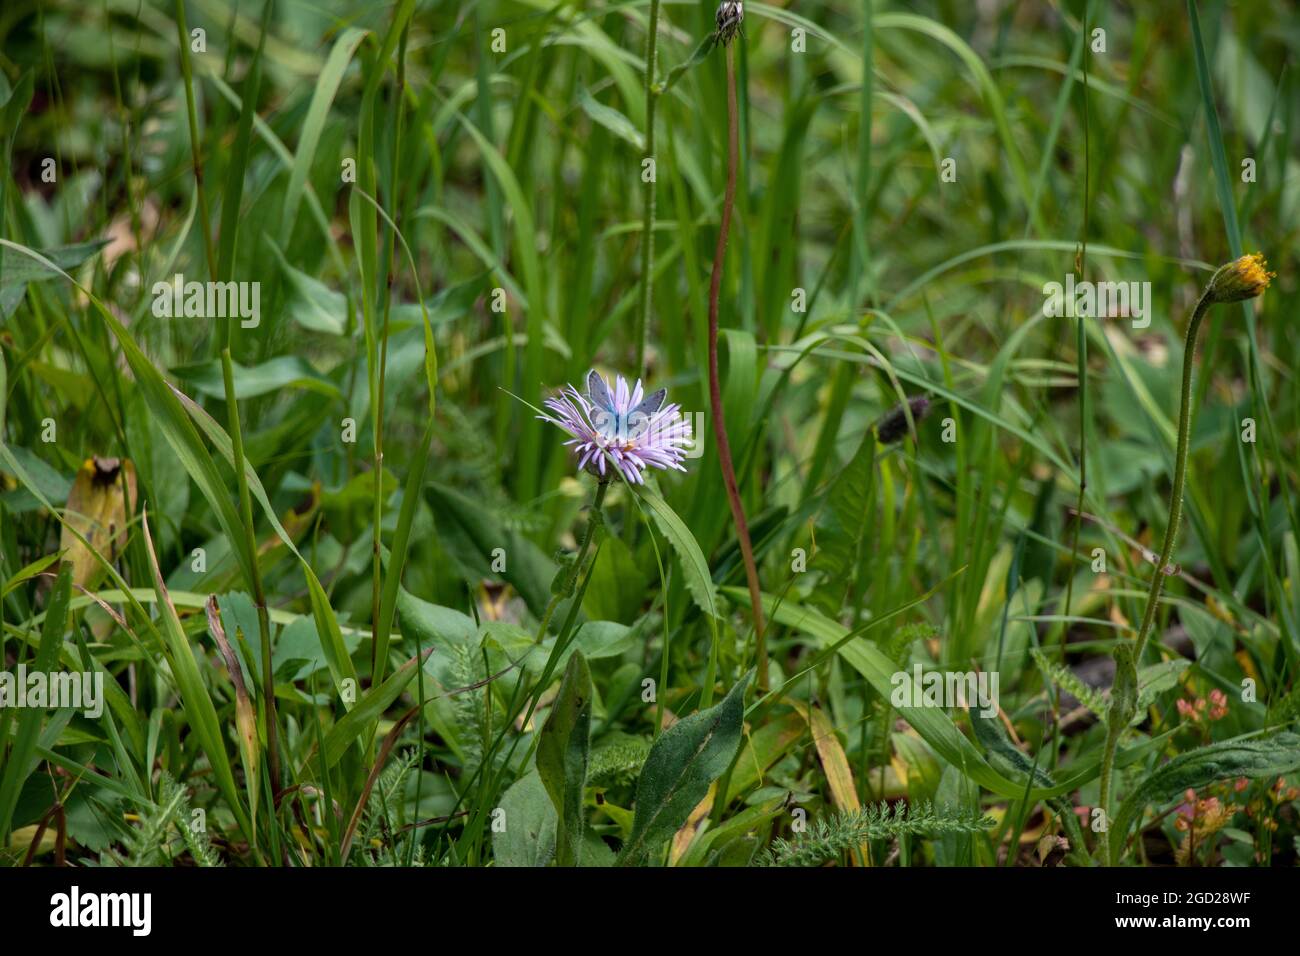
xmin=173 ymin=355 xmax=341 ymax=400
xmin=619 ymin=670 xmax=752 ymax=864
xmin=493 ymin=771 xmax=556 ymax=867
xmin=537 ymin=651 xmax=592 ymax=867
xmin=427 ymin=481 xmax=560 ymax=619
xmin=1110 ymin=732 xmax=1300 ymax=860
xmin=269 ymin=240 xmax=349 ymax=335
xmin=0 ymin=444 xmax=71 ymax=512
xmin=0 ymin=238 xmax=108 ymax=289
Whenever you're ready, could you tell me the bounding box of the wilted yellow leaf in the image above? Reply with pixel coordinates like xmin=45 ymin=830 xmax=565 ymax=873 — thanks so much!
xmin=59 ymin=457 xmax=136 ymax=588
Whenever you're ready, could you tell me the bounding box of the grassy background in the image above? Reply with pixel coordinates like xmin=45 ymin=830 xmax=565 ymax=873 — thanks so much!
xmin=0 ymin=0 xmax=1298 ymax=867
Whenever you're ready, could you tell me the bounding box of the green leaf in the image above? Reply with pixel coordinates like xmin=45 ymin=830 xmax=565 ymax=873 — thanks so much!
xmin=0 ymin=445 xmax=71 ymax=512
xmin=812 ymin=427 xmax=876 ymax=613
xmin=493 ymin=771 xmax=556 ymax=867
xmin=396 ymin=586 xmax=477 ymax=686
xmin=0 ymin=239 xmax=109 ymax=288
xmin=269 ymin=240 xmax=349 ymax=335
xmin=619 ymin=670 xmax=752 ymax=864
xmin=321 ymin=648 xmax=431 ymax=768
xmin=164 ymin=381 xmax=358 ymax=697
xmin=139 ymin=513 xmax=253 ymax=841
xmin=1110 ymin=732 xmax=1300 ymax=860
xmin=426 ymin=481 xmax=560 ymax=620
xmin=537 ymin=650 xmax=592 ymax=867
xmin=634 ymin=487 xmax=719 ymax=619
xmin=279 ymin=26 xmax=369 ymax=246
xmin=1134 ymin=658 xmax=1192 ymax=716
xmin=728 ymin=589 xmax=1112 ymax=801
xmin=659 ymin=34 xmax=718 ymax=95
xmin=578 ymin=89 xmax=643 ymax=150
xmin=0 ymin=564 xmax=71 ymax=839
xmin=0 ymin=70 xmax=35 ymax=137
xmin=173 ymin=356 xmax=341 ymax=400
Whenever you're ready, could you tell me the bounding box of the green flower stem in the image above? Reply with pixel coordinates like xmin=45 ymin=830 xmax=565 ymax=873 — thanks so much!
xmin=532 ymin=478 xmax=610 ymax=645
xmin=431 ymin=477 xmax=610 ymax=859
xmin=1097 ymin=287 xmax=1212 ymax=863
xmin=1132 ymin=288 xmax=1213 ymax=662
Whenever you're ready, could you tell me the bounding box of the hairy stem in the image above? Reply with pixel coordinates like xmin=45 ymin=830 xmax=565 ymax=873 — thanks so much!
xmin=1098 ymin=289 xmax=1212 ymax=863
xmin=708 ymin=42 xmax=767 ymax=691
xmin=1132 ymin=293 xmax=1210 ymax=661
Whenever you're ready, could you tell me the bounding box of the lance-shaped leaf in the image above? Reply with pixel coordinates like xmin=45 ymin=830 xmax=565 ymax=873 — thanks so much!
xmin=1109 ymin=731 xmax=1300 ymax=860
xmin=619 ymin=670 xmax=752 ymax=864
xmin=140 ymin=509 xmax=252 ymax=841
xmin=811 ymin=428 xmax=876 ymax=614
xmin=321 ymin=647 xmax=432 ymax=768
xmin=537 ymin=650 xmax=592 ymax=866
xmin=205 ymin=596 xmax=260 ymax=834
xmin=634 ymin=487 xmax=719 ymax=619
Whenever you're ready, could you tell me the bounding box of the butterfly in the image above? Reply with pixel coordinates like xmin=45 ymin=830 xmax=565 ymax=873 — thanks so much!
xmin=586 ymin=369 xmax=666 ymax=443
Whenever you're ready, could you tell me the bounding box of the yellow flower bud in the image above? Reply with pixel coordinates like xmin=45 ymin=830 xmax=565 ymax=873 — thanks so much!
xmin=1207 ymin=252 xmax=1274 ymax=304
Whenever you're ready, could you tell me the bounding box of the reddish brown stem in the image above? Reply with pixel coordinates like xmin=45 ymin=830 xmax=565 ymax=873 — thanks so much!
xmin=708 ymin=42 xmax=767 ymax=691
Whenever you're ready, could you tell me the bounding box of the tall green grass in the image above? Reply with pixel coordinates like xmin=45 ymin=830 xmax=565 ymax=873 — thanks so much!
xmin=0 ymin=0 xmax=1297 ymax=868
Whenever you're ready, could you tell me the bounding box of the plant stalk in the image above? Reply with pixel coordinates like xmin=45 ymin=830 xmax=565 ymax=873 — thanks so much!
xmin=1098 ymin=289 xmax=1212 ymax=863
xmin=221 ymin=350 xmax=281 ymax=804
xmin=708 ymin=42 xmax=767 ymax=691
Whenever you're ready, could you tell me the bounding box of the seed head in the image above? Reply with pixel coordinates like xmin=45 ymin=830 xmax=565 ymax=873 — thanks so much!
xmin=1206 ymin=252 xmax=1274 ymax=304
xmin=715 ymin=2 xmax=743 ymax=46
xmin=875 ymin=395 xmax=931 ymax=445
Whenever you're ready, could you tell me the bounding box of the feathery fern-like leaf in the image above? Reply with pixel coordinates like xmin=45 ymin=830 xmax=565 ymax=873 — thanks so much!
xmin=757 ymin=801 xmax=994 ymax=867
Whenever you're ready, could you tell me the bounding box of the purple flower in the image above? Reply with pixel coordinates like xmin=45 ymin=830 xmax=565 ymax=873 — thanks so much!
xmin=539 ymin=370 xmax=693 ymax=484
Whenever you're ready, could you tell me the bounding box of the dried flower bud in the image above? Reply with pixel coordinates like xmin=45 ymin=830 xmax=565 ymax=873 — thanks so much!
xmin=715 ymin=2 xmax=743 ymax=46
xmin=1206 ymin=252 xmax=1274 ymax=304
xmin=875 ymin=395 xmax=931 ymax=444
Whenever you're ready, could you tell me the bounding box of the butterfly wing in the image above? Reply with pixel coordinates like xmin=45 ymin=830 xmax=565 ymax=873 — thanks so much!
xmin=586 ymin=370 xmax=617 ymax=434
xmin=626 ymin=387 xmax=666 ymax=437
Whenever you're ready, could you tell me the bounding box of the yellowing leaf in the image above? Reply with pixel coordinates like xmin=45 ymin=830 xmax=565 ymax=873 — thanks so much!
xmin=58 ymin=457 xmax=136 ymax=588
